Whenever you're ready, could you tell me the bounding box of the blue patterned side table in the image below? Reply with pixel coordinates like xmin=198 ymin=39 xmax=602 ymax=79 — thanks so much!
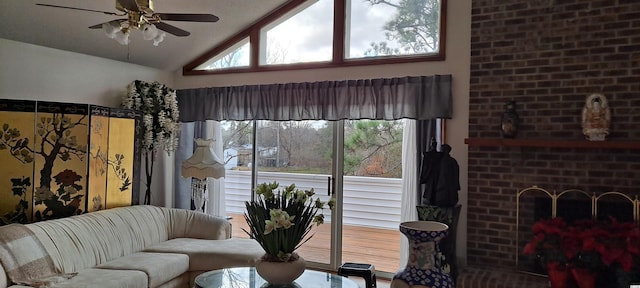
xmin=391 ymin=221 xmax=454 ymax=288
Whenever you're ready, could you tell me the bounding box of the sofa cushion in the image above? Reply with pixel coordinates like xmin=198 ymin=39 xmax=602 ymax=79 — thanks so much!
xmin=27 ymin=206 xmax=172 ymax=273
xmin=159 ymin=207 xmax=230 ymax=240
xmin=49 ymin=268 xmax=148 ymax=288
xmin=97 ymin=252 xmax=189 ymax=288
xmin=144 ymin=238 xmax=264 ymax=271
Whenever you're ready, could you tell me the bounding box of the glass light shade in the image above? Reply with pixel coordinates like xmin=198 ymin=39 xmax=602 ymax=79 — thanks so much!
xmin=114 ymin=30 xmax=130 ymax=45
xmin=152 ymin=32 xmax=166 ymax=46
xmin=182 ymin=138 xmax=225 ymax=180
xmin=102 ymin=21 xmax=122 ymax=39
xmin=141 ymin=23 xmax=159 ymax=40
xmin=102 ymin=20 xmax=163 ymax=46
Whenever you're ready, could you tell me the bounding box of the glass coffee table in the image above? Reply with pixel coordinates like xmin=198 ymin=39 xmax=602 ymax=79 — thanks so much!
xmin=194 ymin=267 xmax=359 ymax=288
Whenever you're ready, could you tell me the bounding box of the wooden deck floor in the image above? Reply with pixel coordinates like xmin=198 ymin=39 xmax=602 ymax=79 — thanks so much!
xmin=229 ymin=213 xmax=401 ymax=274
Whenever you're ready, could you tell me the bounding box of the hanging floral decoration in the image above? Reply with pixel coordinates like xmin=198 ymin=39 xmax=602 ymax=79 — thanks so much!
xmin=123 ymin=80 xmax=180 ymax=154
xmin=122 ymin=80 xmax=180 ymax=204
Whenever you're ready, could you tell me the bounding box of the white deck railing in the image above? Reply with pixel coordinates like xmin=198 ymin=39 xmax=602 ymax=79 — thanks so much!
xmin=224 ymin=170 xmax=402 ymax=229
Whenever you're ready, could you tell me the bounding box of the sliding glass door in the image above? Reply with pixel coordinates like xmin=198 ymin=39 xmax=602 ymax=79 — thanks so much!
xmin=340 ymin=120 xmax=403 ymax=277
xmin=220 ymin=119 xmax=405 ymax=276
xmin=255 ymin=120 xmax=335 ymax=267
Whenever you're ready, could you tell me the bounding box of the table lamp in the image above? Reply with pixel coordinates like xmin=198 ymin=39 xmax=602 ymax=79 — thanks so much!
xmin=181 ymin=138 xmax=225 ymax=212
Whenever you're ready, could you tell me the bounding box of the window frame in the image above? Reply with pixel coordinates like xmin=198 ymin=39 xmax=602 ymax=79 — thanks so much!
xmin=182 ymin=0 xmax=447 ymax=75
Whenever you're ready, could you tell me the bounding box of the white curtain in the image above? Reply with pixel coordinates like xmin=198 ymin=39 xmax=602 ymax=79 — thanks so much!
xmin=205 ymin=121 xmax=226 ymax=217
xmin=174 ymin=122 xmax=195 ymax=209
xmin=399 ymin=119 xmax=418 ymax=265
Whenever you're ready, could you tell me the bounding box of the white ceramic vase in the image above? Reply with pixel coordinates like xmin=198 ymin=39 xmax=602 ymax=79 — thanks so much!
xmin=255 ymin=253 xmax=306 ymax=285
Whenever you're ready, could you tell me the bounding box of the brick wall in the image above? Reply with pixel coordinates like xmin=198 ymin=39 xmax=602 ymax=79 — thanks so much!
xmin=468 ymin=0 xmax=640 ymax=269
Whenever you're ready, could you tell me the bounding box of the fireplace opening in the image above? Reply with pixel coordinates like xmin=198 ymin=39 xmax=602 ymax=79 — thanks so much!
xmin=535 ymin=197 xmax=635 ymax=224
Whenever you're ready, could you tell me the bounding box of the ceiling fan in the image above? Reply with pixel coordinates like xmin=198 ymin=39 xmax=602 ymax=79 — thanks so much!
xmin=37 ymin=0 xmax=219 ymax=45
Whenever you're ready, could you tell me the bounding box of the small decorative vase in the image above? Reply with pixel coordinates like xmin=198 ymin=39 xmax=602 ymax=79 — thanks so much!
xmin=546 ymin=262 xmax=570 ymax=288
xmin=255 ymin=253 xmax=306 ymax=285
xmin=391 ymin=221 xmax=454 ymax=288
xmin=571 ymin=268 xmax=596 ymax=288
xmin=501 ymin=100 xmax=519 ymax=138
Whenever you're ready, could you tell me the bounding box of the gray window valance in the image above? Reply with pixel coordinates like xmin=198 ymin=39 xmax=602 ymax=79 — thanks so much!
xmin=177 ymin=75 xmax=452 ymax=122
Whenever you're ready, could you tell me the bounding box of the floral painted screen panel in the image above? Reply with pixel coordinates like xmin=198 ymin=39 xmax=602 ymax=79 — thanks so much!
xmin=87 ymin=106 xmax=110 ymax=212
xmin=0 ymin=100 xmax=141 ymax=225
xmin=105 ymin=108 xmax=141 ymax=209
xmin=0 ymin=100 xmax=36 ymax=225
xmin=33 ymin=102 xmax=89 ymax=221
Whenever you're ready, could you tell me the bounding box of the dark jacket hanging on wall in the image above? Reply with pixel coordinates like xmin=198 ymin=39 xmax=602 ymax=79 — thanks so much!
xmin=420 ymin=144 xmax=460 ymax=207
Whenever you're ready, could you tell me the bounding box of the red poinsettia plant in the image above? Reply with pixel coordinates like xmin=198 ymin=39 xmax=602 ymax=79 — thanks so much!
xmin=523 ymin=217 xmax=570 ymax=265
xmin=561 ymin=219 xmax=607 ymax=271
xmin=524 ymin=217 xmax=640 ymax=272
xmin=592 ymin=218 xmax=640 ymax=271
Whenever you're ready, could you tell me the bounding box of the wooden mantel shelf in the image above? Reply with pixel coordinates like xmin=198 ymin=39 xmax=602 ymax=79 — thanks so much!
xmin=464 ymin=138 xmax=640 ymax=150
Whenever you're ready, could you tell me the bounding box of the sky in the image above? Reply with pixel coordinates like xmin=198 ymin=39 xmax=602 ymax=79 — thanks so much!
xmin=267 ymin=0 xmax=399 ymax=63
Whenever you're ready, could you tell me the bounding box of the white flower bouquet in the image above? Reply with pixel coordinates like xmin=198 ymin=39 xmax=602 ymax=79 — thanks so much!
xmin=244 ymin=182 xmax=334 ymax=262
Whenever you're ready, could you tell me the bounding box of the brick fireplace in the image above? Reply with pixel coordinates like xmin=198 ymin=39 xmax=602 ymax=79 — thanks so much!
xmin=467 ymin=0 xmax=640 ymax=272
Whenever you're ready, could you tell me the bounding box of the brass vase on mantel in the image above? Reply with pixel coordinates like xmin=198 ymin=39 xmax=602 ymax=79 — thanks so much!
xmin=501 ymin=100 xmax=519 ymax=138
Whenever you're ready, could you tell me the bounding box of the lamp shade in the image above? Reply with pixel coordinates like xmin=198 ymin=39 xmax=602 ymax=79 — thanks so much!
xmin=181 ymin=138 xmax=225 ymax=179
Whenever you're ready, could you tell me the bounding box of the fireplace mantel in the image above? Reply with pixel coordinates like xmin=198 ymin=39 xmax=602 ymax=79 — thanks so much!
xmin=465 ymin=138 xmax=640 ymax=150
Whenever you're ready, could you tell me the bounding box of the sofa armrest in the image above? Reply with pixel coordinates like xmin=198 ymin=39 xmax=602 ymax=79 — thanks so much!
xmin=1 ymin=264 xmax=7 ymax=288
xmin=162 ymin=207 xmax=231 ymax=240
xmin=0 ymin=265 xmax=28 ymax=288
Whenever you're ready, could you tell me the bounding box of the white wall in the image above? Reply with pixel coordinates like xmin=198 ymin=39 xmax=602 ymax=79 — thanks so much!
xmin=0 ymin=38 xmax=173 ymax=107
xmin=0 ymin=37 xmax=174 ymax=208
xmin=174 ymin=0 xmax=471 ymax=266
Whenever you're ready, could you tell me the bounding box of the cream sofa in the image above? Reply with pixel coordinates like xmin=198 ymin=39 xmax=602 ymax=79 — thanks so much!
xmin=0 ymin=205 xmax=265 ymax=288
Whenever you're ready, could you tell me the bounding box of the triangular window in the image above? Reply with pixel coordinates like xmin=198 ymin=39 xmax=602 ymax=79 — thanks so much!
xmin=345 ymin=0 xmax=441 ymax=59
xmin=195 ymin=37 xmax=250 ymax=70
xmin=260 ymin=0 xmax=333 ymax=65
xmin=184 ymin=0 xmax=446 ymax=74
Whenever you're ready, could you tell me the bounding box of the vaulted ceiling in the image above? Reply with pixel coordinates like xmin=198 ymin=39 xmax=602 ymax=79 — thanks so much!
xmin=0 ymin=0 xmax=288 ymax=71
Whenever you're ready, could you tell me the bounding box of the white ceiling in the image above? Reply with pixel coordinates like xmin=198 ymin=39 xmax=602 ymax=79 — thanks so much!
xmin=0 ymin=0 xmax=288 ymax=71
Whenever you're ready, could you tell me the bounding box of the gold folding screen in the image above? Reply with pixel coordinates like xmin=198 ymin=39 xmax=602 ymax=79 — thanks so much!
xmin=0 ymin=100 xmax=141 ymax=225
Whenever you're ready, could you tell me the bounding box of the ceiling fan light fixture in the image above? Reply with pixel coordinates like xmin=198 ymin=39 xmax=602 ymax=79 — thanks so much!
xmin=152 ymin=32 xmax=166 ymax=46
xmin=141 ymin=23 xmax=158 ymax=40
xmin=142 ymin=23 xmax=165 ymax=46
xmin=102 ymin=21 xmax=122 ymax=39
xmin=38 ymin=1 xmax=219 ymax=46
xmin=114 ymin=29 xmax=130 ymax=45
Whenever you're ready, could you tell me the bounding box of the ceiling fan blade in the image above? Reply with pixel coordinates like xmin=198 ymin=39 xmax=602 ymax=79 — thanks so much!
xmin=89 ymin=23 xmax=106 ymax=29
xmin=36 ymin=3 xmax=119 ymax=16
xmin=88 ymin=19 xmax=126 ymax=29
xmin=155 ymin=22 xmax=190 ymax=37
xmin=154 ymin=13 xmax=219 ymax=22
xmin=116 ymin=0 xmax=140 ymax=12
